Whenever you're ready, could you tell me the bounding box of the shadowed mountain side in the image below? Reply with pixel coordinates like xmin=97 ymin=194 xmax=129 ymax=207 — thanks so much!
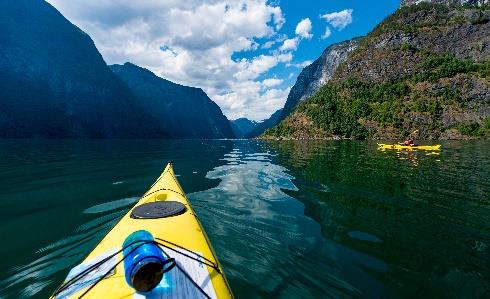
xmin=110 ymin=63 xmax=235 ymax=139
xmin=230 ymin=118 xmax=258 ymax=138
xmin=0 ymin=0 xmax=162 ymax=138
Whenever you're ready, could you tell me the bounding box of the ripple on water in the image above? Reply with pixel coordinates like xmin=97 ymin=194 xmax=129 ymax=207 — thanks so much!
xmin=1 ymin=196 xmax=135 ymax=298
xmin=189 ymin=147 xmax=388 ymax=298
xmin=83 ymin=197 xmax=139 ymax=214
xmin=2 ymin=140 xmax=488 ymax=299
xmin=348 ymin=231 xmax=383 ymax=243
xmin=21 ymin=279 xmax=54 ymax=298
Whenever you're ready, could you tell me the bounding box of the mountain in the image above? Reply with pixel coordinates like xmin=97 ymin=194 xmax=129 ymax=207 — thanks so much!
xmin=230 ymin=118 xmax=258 ymax=138
xmin=0 ymin=0 xmax=162 ymax=138
xmin=402 ymin=0 xmax=488 ymax=5
xmin=245 ymin=109 xmax=283 ymax=138
xmin=280 ymin=39 xmax=361 ymax=121
xmin=264 ymin=2 xmax=490 ymax=140
xmin=110 ymin=63 xmax=234 ymax=139
xmin=248 ymin=39 xmax=359 ymax=138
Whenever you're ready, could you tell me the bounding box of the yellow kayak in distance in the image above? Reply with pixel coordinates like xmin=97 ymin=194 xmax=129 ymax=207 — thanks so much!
xmin=51 ymin=162 xmax=233 ymax=299
xmin=377 ymin=143 xmax=442 ymax=151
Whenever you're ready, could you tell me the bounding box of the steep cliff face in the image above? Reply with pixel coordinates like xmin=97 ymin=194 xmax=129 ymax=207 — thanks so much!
xmin=110 ymin=63 xmax=235 ymax=139
xmin=0 ymin=0 xmax=161 ymax=138
xmin=333 ymin=4 xmax=489 ymax=83
xmin=265 ymin=3 xmax=490 ymax=140
xmin=402 ymin=0 xmax=488 ymax=6
xmin=280 ymin=39 xmax=360 ymax=120
xmin=250 ymin=39 xmax=359 ymax=138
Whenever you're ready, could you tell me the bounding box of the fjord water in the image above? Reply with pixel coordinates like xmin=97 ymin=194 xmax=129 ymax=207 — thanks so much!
xmin=0 ymin=140 xmax=488 ymax=298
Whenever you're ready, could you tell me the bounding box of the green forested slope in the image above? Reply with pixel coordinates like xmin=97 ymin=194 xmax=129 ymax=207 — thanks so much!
xmin=264 ymin=3 xmax=490 ymax=140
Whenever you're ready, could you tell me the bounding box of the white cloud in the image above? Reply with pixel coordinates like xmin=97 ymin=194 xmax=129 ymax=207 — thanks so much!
xmin=279 ymin=38 xmax=299 ymax=52
xmin=46 ymin=0 xmax=290 ymax=121
xmin=287 ymin=60 xmax=313 ymax=68
xmin=214 ymin=83 xmax=291 ymax=120
xmin=321 ymin=9 xmax=353 ymax=30
xmin=262 ymin=78 xmax=283 ymax=88
xmin=262 ymin=41 xmax=276 ymax=49
xmin=322 ymin=27 xmax=332 ymax=39
xmin=295 ymin=18 xmax=312 ymax=39
xmin=277 ymin=17 xmax=312 ymax=54
xmin=235 ymin=53 xmax=292 ymax=81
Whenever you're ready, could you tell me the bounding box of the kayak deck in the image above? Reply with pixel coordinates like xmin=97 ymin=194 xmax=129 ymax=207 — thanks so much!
xmin=377 ymin=143 xmax=442 ymax=151
xmin=52 ymin=163 xmax=233 ymax=299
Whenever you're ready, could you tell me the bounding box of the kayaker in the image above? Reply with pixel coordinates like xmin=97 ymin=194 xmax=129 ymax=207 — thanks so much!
xmin=401 ymin=138 xmax=415 ymax=146
xmin=402 ymin=130 xmax=418 ymax=146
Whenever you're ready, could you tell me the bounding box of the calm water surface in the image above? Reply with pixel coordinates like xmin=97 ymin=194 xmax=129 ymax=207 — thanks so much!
xmin=0 ymin=140 xmax=488 ymax=298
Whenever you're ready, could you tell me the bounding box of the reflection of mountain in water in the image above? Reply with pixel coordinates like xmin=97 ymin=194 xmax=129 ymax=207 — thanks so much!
xmin=190 ymin=141 xmax=391 ymax=298
xmin=265 ymin=140 xmax=490 ymax=298
xmin=0 ymin=140 xmax=488 ymax=298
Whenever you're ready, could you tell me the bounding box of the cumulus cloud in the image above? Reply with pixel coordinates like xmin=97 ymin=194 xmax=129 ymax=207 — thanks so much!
xmin=262 ymin=40 xmax=276 ymax=49
xmin=322 ymin=27 xmax=332 ymax=39
xmin=279 ymin=38 xmax=299 ymax=52
xmin=46 ymin=0 xmax=291 ymax=120
xmin=321 ymin=9 xmax=353 ymax=30
xmin=278 ymin=17 xmax=313 ymax=53
xmin=295 ymin=18 xmax=312 ymax=39
xmin=213 ymin=83 xmax=291 ymax=120
xmin=262 ymin=78 xmax=283 ymax=88
xmin=235 ymin=53 xmax=292 ymax=81
xmin=287 ymin=60 xmax=313 ymax=68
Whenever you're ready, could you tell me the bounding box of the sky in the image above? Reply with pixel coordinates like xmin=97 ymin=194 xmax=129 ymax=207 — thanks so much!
xmin=46 ymin=0 xmax=400 ymax=121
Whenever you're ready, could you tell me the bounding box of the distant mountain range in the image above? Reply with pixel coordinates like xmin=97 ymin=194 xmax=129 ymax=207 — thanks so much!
xmin=0 ymin=0 xmax=233 ymax=139
xmin=230 ymin=118 xmax=259 ymax=138
xmin=245 ymin=109 xmax=284 ymax=138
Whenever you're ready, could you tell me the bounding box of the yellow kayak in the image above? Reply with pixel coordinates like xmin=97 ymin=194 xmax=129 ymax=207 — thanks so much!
xmin=51 ymin=162 xmax=233 ymax=299
xmin=378 ymin=143 xmax=442 ymax=151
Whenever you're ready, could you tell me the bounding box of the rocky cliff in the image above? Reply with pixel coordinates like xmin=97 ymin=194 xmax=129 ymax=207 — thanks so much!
xmin=264 ymin=3 xmax=490 ymax=140
xmin=249 ymin=39 xmax=359 ymax=138
xmin=110 ymin=63 xmax=235 ymax=139
xmin=280 ymin=39 xmax=361 ymax=121
xmin=0 ymin=0 xmax=162 ymax=138
xmin=402 ymin=0 xmax=488 ymax=6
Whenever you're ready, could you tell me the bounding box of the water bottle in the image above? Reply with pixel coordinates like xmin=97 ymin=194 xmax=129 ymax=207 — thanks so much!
xmin=123 ymin=230 xmax=167 ymax=292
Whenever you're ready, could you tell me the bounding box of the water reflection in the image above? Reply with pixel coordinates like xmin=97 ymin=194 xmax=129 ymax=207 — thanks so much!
xmin=0 ymin=140 xmax=488 ymax=299
xmin=190 ymin=141 xmax=390 ymax=298
xmin=265 ymin=140 xmax=490 ymax=298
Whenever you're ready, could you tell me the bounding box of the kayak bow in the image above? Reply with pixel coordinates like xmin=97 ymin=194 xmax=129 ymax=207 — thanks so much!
xmin=377 ymin=143 xmax=442 ymax=151
xmin=52 ymin=162 xmax=233 ymax=299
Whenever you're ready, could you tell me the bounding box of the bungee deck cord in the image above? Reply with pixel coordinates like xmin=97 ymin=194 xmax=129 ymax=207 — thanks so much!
xmin=52 ymin=238 xmax=221 ymax=299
